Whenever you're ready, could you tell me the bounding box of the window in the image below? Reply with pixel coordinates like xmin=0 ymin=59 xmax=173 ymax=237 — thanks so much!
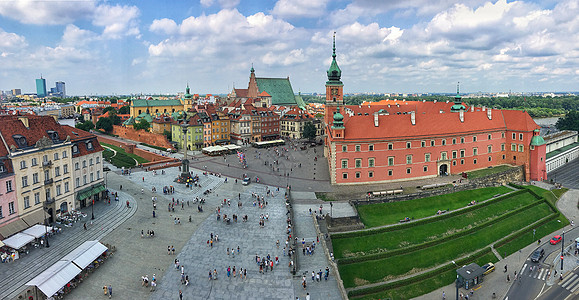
xmin=0 ymin=206 xmax=3 ymax=218
xmin=56 ymin=185 xmax=61 ymax=196
xmin=461 ymin=137 xmax=465 ymax=144
xmin=488 ymin=134 xmax=492 ymax=140
xmin=355 ymin=172 xmax=361 ymax=178
xmin=341 ymin=160 xmax=348 ymax=169
xmin=406 ymin=155 xmax=413 ymax=164
xmin=82 ymin=161 xmax=86 ymax=168
xmin=368 ymin=158 xmax=375 ymax=167
xmin=430 ymin=140 xmax=435 ymax=146
xmin=355 ymin=159 xmax=362 ymax=168
xmin=512 ymin=133 xmax=516 ymax=139
xmin=473 ymin=136 xmax=477 ymax=142
xmin=8 ymin=202 xmax=15 ymax=215
xmin=519 ymin=133 xmax=523 ymax=140
xmin=518 ymin=145 xmax=524 ymax=152
xmin=20 ymin=161 xmax=26 ymax=169
xmin=33 ymin=173 xmax=39 ymax=184
xmin=90 ymin=173 xmax=94 ymax=182
xmin=488 ymin=145 xmax=492 ymax=153
xmin=502 ymin=132 xmax=505 ymax=138
xmin=24 ymin=196 xmax=30 ymax=209
xmin=441 ymin=152 xmax=448 ymax=160
xmin=75 ymin=178 xmax=80 ymax=187
xmin=460 ymin=159 xmax=464 ymax=165
xmin=369 ymin=144 xmax=374 ymax=151
xmin=460 ymin=150 xmax=465 ymax=158
xmin=502 ymin=154 xmax=506 ymax=160
xmin=63 ymin=164 xmax=68 ymax=174
xmin=511 ymin=144 xmax=516 ymax=151
xmin=488 ymin=156 xmax=492 ymax=162
xmin=342 ymin=173 xmax=348 ymax=179
xmin=452 ymin=160 xmax=457 ymax=166
xmin=423 ymin=166 xmax=428 ymax=172
xmin=43 ymin=155 xmax=48 ymax=163
xmin=368 ymin=171 xmax=374 ymax=178
xmin=96 ymin=157 xmax=100 ymax=164
xmin=65 ymin=182 xmax=69 ymax=192
xmin=425 ymin=153 xmax=431 ymax=162
xmin=55 ymin=167 xmax=60 ymax=177
xmin=22 ymin=176 xmax=28 ymax=187
xmin=83 ymin=175 xmax=87 ymax=185
xmin=34 ymin=192 xmax=40 ymax=205
xmin=388 ymin=143 xmax=394 ymax=150
xmin=97 ymin=171 xmax=100 ymax=179
xmin=355 ymin=145 xmax=361 ymax=152
xmin=342 ymin=145 xmax=347 ymax=152
xmin=473 ymin=148 xmax=478 ymax=156
xmin=62 ymin=151 xmax=67 ymax=158
xmin=31 ymin=158 xmax=37 ymax=166
xmin=474 ymin=159 xmax=477 ymax=164
xmin=54 ymin=153 xmax=59 ymax=160
xmin=501 ymin=144 xmax=505 ymax=151
xmin=442 ymin=139 xmax=446 ymax=146
xmin=388 ymin=169 xmax=393 ymax=176
xmin=6 ymin=180 xmax=12 ymax=192
xmin=406 ymin=142 xmax=411 ymax=149
xmin=452 ymin=138 xmax=456 ymax=145
xmin=406 ymin=168 xmax=411 ymax=174
xmin=75 ymin=162 xmax=79 ymax=170
xmin=421 ymin=141 xmax=426 ymax=148
xmin=72 ymin=144 xmax=79 ymax=154
xmin=452 ymin=151 xmax=457 ymax=159
xmin=86 ymin=141 xmax=93 ymax=150
xmin=89 ymin=158 xmax=93 ymax=165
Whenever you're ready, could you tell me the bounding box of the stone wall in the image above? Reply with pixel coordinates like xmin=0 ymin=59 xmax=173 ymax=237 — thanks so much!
xmin=325 ymin=215 xmax=364 ymax=232
xmin=96 ymin=135 xmax=134 ymax=153
xmin=97 ymin=135 xmax=178 ymax=169
xmin=112 ymin=125 xmax=174 ymax=150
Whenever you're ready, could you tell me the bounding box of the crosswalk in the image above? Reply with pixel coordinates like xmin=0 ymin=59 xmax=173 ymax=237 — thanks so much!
xmin=559 ymin=273 xmax=579 ymax=293
xmin=520 ymin=263 xmax=549 ymax=281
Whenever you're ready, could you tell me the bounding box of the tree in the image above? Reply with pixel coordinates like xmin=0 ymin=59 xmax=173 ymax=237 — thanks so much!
xmin=163 ymin=130 xmax=172 ymax=141
xmin=96 ymin=117 xmax=113 ymax=133
xmin=103 ymin=107 xmax=117 ymax=114
xmin=134 ymin=119 xmax=151 ymax=132
xmin=302 ymin=121 xmax=317 ymax=141
xmin=75 ymin=121 xmax=94 ymax=132
xmin=556 ymin=111 xmax=579 ymax=131
xmin=118 ymin=105 xmax=130 ymax=114
xmin=108 ymin=111 xmax=122 ymax=125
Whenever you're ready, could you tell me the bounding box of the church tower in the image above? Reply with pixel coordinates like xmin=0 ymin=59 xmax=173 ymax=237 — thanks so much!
xmin=325 ymin=32 xmax=343 ymax=126
xmin=183 ymin=83 xmax=193 ymax=111
xmin=247 ymin=65 xmax=259 ymax=98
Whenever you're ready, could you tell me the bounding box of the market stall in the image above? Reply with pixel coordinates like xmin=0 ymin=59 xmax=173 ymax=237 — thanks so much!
xmin=26 ymin=260 xmax=82 ymax=298
xmin=2 ymin=233 xmax=35 ymax=250
xmin=21 ymin=224 xmax=53 ymax=238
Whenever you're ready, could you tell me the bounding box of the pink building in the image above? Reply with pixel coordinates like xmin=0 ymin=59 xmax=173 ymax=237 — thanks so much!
xmin=0 ymin=148 xmax=20 ymax=239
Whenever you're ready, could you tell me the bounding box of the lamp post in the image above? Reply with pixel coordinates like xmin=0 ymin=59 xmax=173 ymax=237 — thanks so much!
xmin=43 ymin=200 xmax=50 ymax=248
xmin=452 ymin=260 xmax=459 ymax=300
xmin=561 ymin=231 xmax=565 ymax=271
xmin=91 ymin=197 xmax=95 ymax=220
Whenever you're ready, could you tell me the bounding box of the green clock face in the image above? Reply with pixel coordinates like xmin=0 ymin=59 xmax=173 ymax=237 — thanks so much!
xmin=332 ymin=89 xmax=338 ymax=95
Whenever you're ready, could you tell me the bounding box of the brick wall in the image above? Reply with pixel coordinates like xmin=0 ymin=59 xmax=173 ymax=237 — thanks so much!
xmin=96 ymin=135 xmax=177 ymax=167
xmin=96 ymin=135 xmax=135 ymax=153
xmin=112 ymin=125 xmax=174 ymax=150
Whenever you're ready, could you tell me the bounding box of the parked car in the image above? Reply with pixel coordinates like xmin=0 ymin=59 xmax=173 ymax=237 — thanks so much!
xmin=242 ymin=177 xmax=251 ymax=185
xmin=482 ymin=262 xmax=495 ymax=275
xmin=550 ymin=235 xmax=562 ymax=245
xmin=531 ymin=248 xmax=545 ymax=262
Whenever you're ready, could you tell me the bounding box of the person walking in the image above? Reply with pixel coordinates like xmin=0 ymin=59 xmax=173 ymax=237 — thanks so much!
xmin=107 ymin=285 xmax=112 ymax=298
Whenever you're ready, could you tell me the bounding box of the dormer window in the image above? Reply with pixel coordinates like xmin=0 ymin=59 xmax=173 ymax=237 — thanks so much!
xmin=12 ymin=135 xmax=27 ymax=148
xmin=86 ymin=141 xmax=93 ymax=150
xmin=72 ymin=144 xmax=79 ymax=154
xmin=0 ymin=163 xmax=5 ymax=173
xmin=47 ymin=130 xmax=59 ymax=142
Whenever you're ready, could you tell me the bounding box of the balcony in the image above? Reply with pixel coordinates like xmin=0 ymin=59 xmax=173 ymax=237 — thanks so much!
xmin=45 ymin=197 xmax=55 ymax=204
xmin=44 ymin=178 xmax=54 ymax=185
xmin=42 ymin=161 xmax=52 ymax=167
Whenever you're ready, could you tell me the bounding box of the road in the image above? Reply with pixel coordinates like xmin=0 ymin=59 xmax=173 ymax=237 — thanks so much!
xmin=549 ymin=157 xmax=579 ymax=189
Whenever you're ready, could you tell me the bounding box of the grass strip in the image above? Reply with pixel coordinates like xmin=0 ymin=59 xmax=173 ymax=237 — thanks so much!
xmin=340 ymin=203 xmax=552 ymax=288
xmin=101 ymin=142 xmax=149 ymax=164
xmin=333 ymin=191 xmax=538 ymax=259
xmin=356 ymin=186 xmax=512 ymax=227
xmin=467 ymin=165 xmax=517 ymax=179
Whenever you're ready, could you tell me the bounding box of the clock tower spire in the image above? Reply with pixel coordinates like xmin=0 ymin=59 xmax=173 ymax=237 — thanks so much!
xmin=325 ymin=32 xmax=344 ymax=126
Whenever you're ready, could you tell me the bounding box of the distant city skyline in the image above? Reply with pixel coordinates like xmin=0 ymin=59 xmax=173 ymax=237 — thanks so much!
xmin=0 ymin=0 xmax=578 ymax=96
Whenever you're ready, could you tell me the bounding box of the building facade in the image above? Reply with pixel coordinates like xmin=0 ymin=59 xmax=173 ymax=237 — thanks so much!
xmin=36 ymin=77 xmax=47 ymax=98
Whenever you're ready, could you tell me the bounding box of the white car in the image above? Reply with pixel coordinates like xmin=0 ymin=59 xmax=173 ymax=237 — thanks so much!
xmin=242 ymin=177 xmax=251 ymax=185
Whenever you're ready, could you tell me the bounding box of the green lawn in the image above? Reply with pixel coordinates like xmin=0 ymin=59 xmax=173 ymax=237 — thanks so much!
xmin=334 ymin=192 xmax=538 ymax=259
xmin=101 ymin=143 xmax=149 ymax=164
xmin=356 ymin=186 xmax=512 ymax=227
xmin=340 ymin=203 xmax=552 ymax=288
xmin=352 ymin=252 xmax=499 ymax=300
xmin=467 ymin=165 xmax=516 ymax=179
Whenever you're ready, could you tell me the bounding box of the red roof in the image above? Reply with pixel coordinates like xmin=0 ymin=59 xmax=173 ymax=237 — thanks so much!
xmin=235 ymin=89 xmax=248 ymax=97
xmin=259 ymin=91 xmax=271 ymax=97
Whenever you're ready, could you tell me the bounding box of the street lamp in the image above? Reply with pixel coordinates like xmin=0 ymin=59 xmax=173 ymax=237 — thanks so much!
xmin=452 ymin=260 xmax=459 ymax=300
xmin=561 ymin=231 xmax=565 ymax=271
xmin=91 ymin=198 xmax=95 ymax=220
xmin=43 ymin=201 xmax=50 ymax=248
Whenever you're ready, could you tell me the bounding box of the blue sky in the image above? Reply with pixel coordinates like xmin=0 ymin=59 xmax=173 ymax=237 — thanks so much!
xmin=0 ymin=0 xmax=577 ymax=96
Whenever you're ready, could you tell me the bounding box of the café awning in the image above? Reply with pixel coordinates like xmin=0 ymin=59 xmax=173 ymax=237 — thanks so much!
xmin=26 ymin=261 xmax=82 ymax=297
xmin=61 ymin=240 xmax=108 ymax=269
xmin=2 ymin=233 xmax=35 ymax=249
xmin=77 ymin=184 xmax=106 ymax=201
xmin=21 ymin=209 xmax=47 ymax=226
xmin=0 ymin=219 xmax=28 ymax=239
xmin=21 ymin=224 xmax=53 ymax=239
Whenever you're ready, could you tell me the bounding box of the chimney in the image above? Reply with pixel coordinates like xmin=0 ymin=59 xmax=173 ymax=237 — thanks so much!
xmin=18 ymin=116 xmax=29 ymax=128
xmin=459 ymin=110 xmax=464 ymax=123
xmin=374 ymin=112 xmax=379 ymax=127
xmin=434 ymin=100 xmax=437 ymax=103
xmin=482 ymin=106 xmax=486 ymax=111
xmin=487 ymin=108 xmax=492 ymax=120
xmin=411 ymin=111 xmax=416 ymax=125
xmin=471 ymin=106 xmax=474 ymax=112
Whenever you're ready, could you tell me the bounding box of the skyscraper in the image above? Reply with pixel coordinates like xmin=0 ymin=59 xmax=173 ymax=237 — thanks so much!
xmin=55 ymin=81 xmax=66 ymax=98
xmin=36 ymin=76 xmax=47 ymax=98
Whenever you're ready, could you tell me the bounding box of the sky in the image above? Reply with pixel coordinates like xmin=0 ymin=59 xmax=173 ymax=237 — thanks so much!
xmin=0 ymin=0 xmax=578 ymax=96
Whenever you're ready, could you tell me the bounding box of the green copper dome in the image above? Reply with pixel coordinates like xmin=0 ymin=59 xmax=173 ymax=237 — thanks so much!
xmin=450 ymin=82 xmax=466 ymax=111
xmin=184 ymin=84 xmax=192 ymax=99
xmin=530 ymin=129 xmax=545 ymax=146
xmin=326 ymin=33 xmax=342 ymax=85
xmin=331 ymin=106 xmax=345 ymax=129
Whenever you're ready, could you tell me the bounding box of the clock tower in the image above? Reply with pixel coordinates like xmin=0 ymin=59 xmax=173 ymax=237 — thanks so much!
xmin=325 ymin=32 xmax=343 ymax=127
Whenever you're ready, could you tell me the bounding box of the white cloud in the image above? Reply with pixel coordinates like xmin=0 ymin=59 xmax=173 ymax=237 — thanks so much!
xmin=0 ymin=28 xmax=27 ymax=50
xmin=272 ymin=0 xmax=328 ymax=18
xmin=150 ymin=18 xmax=179 ymax=35
xmin=200 ymin=0 xmax=214 ymax=7
xmin=93 ymin=4 xmax=141 ymax=39
xmin=61 ymin=25 xmax=97 ymax=47
xmin=0 ymin=0 xmax=96 ymax=25
xmin=200 ymin=0 xmax=239 ymax=9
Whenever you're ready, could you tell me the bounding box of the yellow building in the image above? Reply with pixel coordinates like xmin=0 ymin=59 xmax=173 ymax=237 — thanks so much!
xmin=129 ymin=85 xmax=195 ymax=118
